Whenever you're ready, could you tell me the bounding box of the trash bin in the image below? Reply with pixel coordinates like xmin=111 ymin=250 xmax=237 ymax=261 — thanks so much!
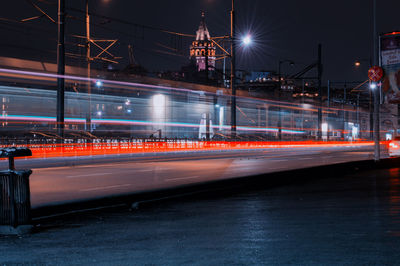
xmin=0 ymin=147 xmax=33 ymax=235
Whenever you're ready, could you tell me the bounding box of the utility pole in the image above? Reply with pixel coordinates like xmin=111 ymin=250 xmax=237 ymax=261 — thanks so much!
xmin=317 ymin=44 xmax=322 ymax=140
xmin=56 ymin=0 xmax=65 ymax=138
xmin=369 ymin=89 xmax=373 ymax=139
xmin=373 ymin=0 xmax=380 ymax=161
xmin=86 ymin=0 xmax=92 ymax=132
xmin=343 ymin=83 xmax=347 ymax=138
xmin=278 ymin=62 xmax=282 ymax=140
xmin=327 ymin=80 xmax=330 ymax=140
xmin=230 ymin=0 xmax=236 ymax=137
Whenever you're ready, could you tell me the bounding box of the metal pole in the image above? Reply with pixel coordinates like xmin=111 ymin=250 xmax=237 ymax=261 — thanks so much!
xmin=357 ymin=92 xmax=360 ymax=135
xmin=370 ymin=89 xmax=373 ymax=139
xmin=278 ymin=61 xmax=282 ymax=140
xmin=327 ymin=80 xmax=330 ymax=108
xmin=317 ymin=44 xmax=322 ymax=140
xmin=230 ymin=0 xmax=236 ymax=137
xmin=301 ymin=79 xmax=305 ymax=132
xmin=343 ymin=83 xmax=347 ymax=140
xmin=206 ymin=113 xmax=210 ymax=141
xmin=56 ymin=0 xmax=65 ymax=138
xmin=327 ymin=80 xmax=330 ymax=140
xmin=373 ymin=0 xmax=380 ymax=161
xmin=373 ymin=0 xmax=378 ymax=66
xmin=86 ymin=0 xmax=92 ymax=132
xmin=223 ymin=56 xmax=226 ymax=87
xmin=374 ymin=85 xmax=380 ymax=160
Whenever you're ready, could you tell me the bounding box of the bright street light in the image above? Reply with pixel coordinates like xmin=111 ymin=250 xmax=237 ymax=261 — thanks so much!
xmin=242 ymin=34 xmax=252 ymax=46
xmin=95 ymin=80 xmax=103 ymax=87
xmin=370 ymin=82 xmax=377 ymax=90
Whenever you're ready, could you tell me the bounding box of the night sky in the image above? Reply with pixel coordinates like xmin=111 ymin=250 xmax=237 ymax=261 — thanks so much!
xmin=0 ymin=0 xmax=399 ymax=82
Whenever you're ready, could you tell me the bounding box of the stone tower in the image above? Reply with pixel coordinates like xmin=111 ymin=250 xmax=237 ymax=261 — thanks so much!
xmin=189 ymin=12 xmax=216 ymax=72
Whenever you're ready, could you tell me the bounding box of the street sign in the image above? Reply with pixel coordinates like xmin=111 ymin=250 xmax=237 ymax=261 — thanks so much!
xmin=368 ymin=66 xmax=384 ymax=82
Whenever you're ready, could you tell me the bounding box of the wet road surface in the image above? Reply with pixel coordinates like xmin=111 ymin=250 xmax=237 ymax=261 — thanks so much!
xmin=1 ymin=165 xmax=400 ymax=265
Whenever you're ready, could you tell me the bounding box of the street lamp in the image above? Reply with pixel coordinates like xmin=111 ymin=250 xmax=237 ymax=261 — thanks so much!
xmin=86 ymin=0 xmax=92 ymax=133
xmin=372 ymin=0 xmax=380 ymax=161
xmin=354 ymin=58 xmax=372 ymax=68
xmin=209 ymin=0 xmax=253 ymax=138
xmin=230 ymin=0 xmax=236 ymax=138
xmin=56 ymin=0 xmax=65 ymax=139
xmin=95 ymin=80 xmax=103 ymax=87
xmin=241 ymin=34 xmax=252 ymax=46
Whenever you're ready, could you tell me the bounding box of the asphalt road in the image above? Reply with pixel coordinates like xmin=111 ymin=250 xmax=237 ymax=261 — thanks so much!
xmin=1 ymin=144 xmax=381 ymax=208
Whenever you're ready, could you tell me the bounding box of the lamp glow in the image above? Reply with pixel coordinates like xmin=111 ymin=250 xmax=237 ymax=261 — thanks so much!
xmin=242 ymin=35 xmax=252 ymax=46
xmin=153 ymin=94 xmax=166 ymax=107
xmin=95 ymin=80 xmax=103 ymax=87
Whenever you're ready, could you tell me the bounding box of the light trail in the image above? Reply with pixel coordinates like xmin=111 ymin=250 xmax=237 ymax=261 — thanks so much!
xmin=0 ymin=141 xmax=376 ymax=160
xmin=0 ymin=67 xmax=359 ymax=113
xmin=0 ymin=114 xmax=305 ymax=134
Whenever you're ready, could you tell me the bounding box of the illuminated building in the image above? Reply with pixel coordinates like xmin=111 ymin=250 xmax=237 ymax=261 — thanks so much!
xmin=189 ymin=12 xmax=216 ymax=72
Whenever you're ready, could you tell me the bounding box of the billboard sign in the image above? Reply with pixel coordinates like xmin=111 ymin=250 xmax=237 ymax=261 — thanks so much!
xmin=381 ymin=32 xmax=400 ymax=103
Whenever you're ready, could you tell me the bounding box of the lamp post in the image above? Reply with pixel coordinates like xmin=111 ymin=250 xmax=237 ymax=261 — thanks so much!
xmin=213 ymin=0 xmax=252 ymax=138
xmin=230 ymin=0 xmax=236 ymax=138
xmin=86 ymin=0 xmax=92 ymax=132
xmin=277 ymin=60 xmax=294 ymax=140
xmin=56 ymin=0 xmax=65 ymax=139
xmin=372 ymin=0 xmax=380 ymax=161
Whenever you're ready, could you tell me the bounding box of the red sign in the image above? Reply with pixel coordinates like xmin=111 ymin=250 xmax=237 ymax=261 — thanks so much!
xmin=368 ymin=66 xmax=384 ymax=82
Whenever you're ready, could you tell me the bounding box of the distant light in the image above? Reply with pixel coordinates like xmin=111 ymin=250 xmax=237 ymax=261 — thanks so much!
xmin=153 ymin=94 xmax=166 ymax=107
xmin=352 ymin=126 xmax=359 ymax=138
xmin=95 ymin=80 xmax=103 ymax=87
xmin=125 ymin=99 xmax=131 ymax=106
xmin=97 ymin=111 xmax=102 ymax=116
xmin=354 ymin=61 xmax=361 ymax=67
xmin=242 ymin=35 xmax=252 ymax=46
xmin=322 ymin=123 xmax=328 ymax=133
xmin=370 ymin=82 xmax=377 ymax=89
xmin=215 ymin=104 xmax=220 ymax=108
xmin=127 ymin=109 xmax=132 ymax=113
xmin=301 ymin=104 xmax=313 ymax=110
